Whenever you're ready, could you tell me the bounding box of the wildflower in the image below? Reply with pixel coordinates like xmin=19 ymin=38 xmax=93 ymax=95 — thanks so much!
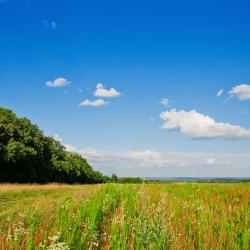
xmin=40 ymin=232 xmax=70 ymax=250
xmin=13 ymin=222 xmax=26 ymax=242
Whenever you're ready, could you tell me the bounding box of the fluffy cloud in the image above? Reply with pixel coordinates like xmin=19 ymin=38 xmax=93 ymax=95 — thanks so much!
xmin=160 ymin=109 xmax=250 ymax=139
xmin=161 ymin=98 xmax=170 ymax=106
xmin=229 ymin=84 xmax=250 ymax=101
xmin=217 ymin=89 xmax=224 ymax=97
xmin=79 ymin=99 xmax=107 ymax=107
xmin=46 ymin=77 xmax=71 ymax=87
xmin=94 ymin=83 xmax=121 ymax=98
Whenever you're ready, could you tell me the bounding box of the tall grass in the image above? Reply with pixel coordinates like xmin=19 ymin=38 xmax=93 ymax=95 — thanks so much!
xmin=0 ymin=183 xmax=249 ymax=249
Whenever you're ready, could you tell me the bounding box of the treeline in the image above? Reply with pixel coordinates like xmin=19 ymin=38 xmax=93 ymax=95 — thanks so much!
xmin=110 ymin=174 xmax=143 ymax=184
xmin=0 ymin=107 xmax=107 ymax=183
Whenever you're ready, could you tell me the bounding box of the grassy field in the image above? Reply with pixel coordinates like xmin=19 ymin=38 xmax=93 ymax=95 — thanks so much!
xmin=0 ymin=183 xmax=249 ymax=250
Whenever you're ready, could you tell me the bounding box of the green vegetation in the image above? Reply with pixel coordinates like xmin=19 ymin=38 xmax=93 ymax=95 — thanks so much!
xmin=0 ymin=183 xmax=249 ymax=249
xmin=1 ymin=107 xmax=249 ymax=249
xmin=0 ymin=107 xmax=107 ymax=183
xmin=111 ymin=174 xmax=143 ymax=184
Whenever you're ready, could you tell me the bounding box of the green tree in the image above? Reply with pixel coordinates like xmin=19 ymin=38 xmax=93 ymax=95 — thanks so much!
xmin=0 ymin=107 xmax=107 ymax=184
xmin=111 ymin=173 xmax=119 ymax=183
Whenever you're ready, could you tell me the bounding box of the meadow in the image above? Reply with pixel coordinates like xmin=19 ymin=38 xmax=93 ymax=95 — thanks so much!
xmin=0 ymin=183 xmax=249 ymax=250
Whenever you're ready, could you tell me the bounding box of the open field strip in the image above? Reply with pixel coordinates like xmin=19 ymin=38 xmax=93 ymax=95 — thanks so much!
xmin=0 ymin=183 xmax=249 ymax=249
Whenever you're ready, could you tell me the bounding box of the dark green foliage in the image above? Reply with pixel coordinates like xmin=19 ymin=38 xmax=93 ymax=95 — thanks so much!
xmin=109 ymin=174 xmax=143 ymax=184
xmin=111 ymin=173 xmax=119 ymax=183
xmin=118 ymin=177 xmax=143 ymax=184
xmin=0 ymin=107 xmax=107 ymax=183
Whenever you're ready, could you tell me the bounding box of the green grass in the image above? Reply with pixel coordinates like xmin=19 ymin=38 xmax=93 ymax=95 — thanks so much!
xmin=0 ymin=183 xmax=249 ymax=249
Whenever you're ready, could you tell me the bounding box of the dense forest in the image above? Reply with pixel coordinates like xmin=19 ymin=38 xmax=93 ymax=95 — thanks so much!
xmin=0 ymin=107 xmax=108 ymax=183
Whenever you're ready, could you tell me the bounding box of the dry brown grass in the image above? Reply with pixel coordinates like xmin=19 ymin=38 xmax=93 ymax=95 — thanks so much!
xmin=0 ymin=183 xmax=85 ymax=192
xmin=0 ymin=183 xmax=102 ymax=234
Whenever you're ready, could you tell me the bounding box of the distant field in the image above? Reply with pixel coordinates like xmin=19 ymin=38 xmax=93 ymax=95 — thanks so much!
xmin=0 ymin=183 xmax=249 ymax=249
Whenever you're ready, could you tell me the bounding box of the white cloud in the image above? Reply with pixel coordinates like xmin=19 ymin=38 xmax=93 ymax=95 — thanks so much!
xmin=160 ymin=109 xmax=250 ymax=139
xmin=65 ymin=147 xmax=174 ymax=167
xmin=46 ymin=77 xmax=71 ymax=88
xmin=62 ymin=141 xmax=250 ymax=177
xmin=43 ymin=20 xmax=57 ymax=29
xmin=79 ymin=99 xmax=107 ymax=107
xmin=205 ymin=157 xmax=216 ymax=165
xmin=64 ymin=144 xmax=250 ymax=172
xmin=229 ymin=84 xmax=250 ymax=101
xmin=161 ymin=98 xmax=170 ymax=106
xmin=128 ymin=150 xmax=162 ymax=165
xmin=64 ymin=144 xmax=78 ymax=153
xmin=217 ymin=89 xmax=224 ymax=97
xmin=178 ymin=161 xmax=190 ymax=167
xmin=94 ymin=83 xmax=121 ymax=98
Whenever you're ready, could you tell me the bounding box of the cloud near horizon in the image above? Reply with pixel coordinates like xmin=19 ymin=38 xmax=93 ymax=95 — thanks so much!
xmin=94 ymin=83 xmax=121 ymax=98
xmin=64 ymin=145 xmax=209 ymax=168
xmin=160 ymin=109 xmax=250 ymax=139
xmin=128 ymin=150 xmax=163 ymax=165
xmin=205 ymin=157 xmax=216 ymax=166
xmin=63 ymin=144 xmax=250 ymax=177
xmin=228 ymin=84 xmax=250 ymax=101
xmin=46 ymin=77 xmax=71 ymax=87
xmin=53 ymin=134 xmax=63 ymax=142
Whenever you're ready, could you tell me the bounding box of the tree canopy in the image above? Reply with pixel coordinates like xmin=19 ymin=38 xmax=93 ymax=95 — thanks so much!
xmin=0 ymin=107 xmax=107 ymax=183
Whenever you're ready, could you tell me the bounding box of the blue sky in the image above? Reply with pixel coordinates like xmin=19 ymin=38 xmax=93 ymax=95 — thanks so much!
xmin=1 ymin=0 xmax=250 ymax=177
